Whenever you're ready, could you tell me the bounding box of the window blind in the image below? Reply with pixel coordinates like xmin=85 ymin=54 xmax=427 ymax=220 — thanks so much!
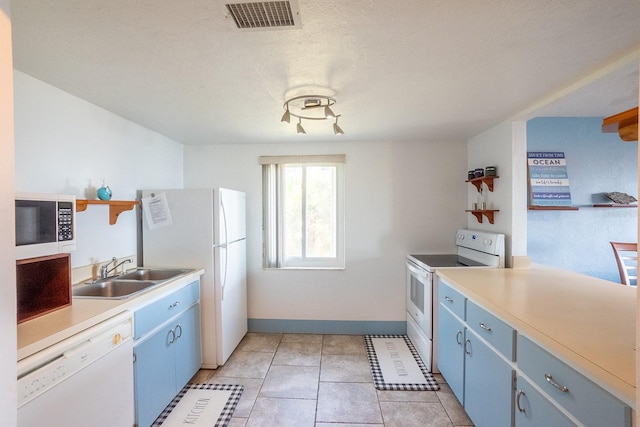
xmin=259 ymin=154 xmax=346 ymax=165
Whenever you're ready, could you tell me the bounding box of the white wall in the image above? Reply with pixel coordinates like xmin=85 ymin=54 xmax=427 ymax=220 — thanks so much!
xmin=184 ymin=140 xmax=468 ymax=322
xmin=0 ymin=1 xmax=16 ymax=423
xmin=467 ymin=120 xmax=521 ymax=265
xmin=13 ymin=71 xmax=184 ymax=268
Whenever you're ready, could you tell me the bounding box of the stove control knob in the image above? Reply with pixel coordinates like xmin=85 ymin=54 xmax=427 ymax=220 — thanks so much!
xmin=484 ymin=239 xmax=492 ymax=246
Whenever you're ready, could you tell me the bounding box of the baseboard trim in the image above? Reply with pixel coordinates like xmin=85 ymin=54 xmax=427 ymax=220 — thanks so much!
xmin=248 ymin=318 xmax=407 ymax=335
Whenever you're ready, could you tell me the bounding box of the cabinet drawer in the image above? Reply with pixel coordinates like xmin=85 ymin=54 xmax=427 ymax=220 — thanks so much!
xmin=134 ymin=280 xmax=200 ymax=339
xmin=517 ymin=335 xmax=631 ymax=427
xmin=466 ymin=300 xmax=516 ymax=361
xmin=438 ymin=279 xmax=466 ymax=319
xmin=515 ymin=375 xmax=575 ymax=427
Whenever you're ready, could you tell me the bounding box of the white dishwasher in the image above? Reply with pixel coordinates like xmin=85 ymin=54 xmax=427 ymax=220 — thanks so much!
xmin=18 ymin=311 xmax=134 ymax=427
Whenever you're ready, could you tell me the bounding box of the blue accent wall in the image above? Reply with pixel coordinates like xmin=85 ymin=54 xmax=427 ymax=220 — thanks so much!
xmin=527 ymin=117 xmax=637 ymax=282
xmin=248 ymin=318 xmax=407 ymax=335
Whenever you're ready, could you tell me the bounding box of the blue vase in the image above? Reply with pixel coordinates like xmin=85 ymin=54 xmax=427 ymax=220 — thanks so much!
xmin=97 ymin=185 xmax=112 ymax=200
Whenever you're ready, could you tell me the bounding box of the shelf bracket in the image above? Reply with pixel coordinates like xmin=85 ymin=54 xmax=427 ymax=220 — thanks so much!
xmin=466 ymin=209 xmax=499 ymax=224
xmin=76 ymin=200 xmax=140 ymax=225
xmin=466 ymin=176 xmax=498 ymax=192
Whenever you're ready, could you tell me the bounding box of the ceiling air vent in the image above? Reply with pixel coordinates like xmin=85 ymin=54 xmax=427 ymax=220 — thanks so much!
xmin=225 ymin=1 xmax=300 ymax=29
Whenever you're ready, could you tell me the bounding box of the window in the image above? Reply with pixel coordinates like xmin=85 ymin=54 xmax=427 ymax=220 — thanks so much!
xmin=261 ymin=155 xmax=345 ymax=269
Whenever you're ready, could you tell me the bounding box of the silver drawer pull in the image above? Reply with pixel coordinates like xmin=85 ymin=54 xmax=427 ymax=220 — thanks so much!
xmin=455 ymin=330 xmax=463 ymax=345
xmin=444 ymin=296 xmax=454 ymax=303
xmin=479 ymin=322 xmax=492 ymax=332
xmin=545 ymin=374 xmax=569 ymax=393
xmin=516 ymin=390 xmax=526 ymax=413
xmin=169 ymin=301 xmax=180 ymax=309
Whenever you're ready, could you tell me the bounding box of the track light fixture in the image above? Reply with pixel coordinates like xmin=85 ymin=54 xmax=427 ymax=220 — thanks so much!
xmin=333 ymin=117 xmax=344 ymax=135
xmin=281 ymin=94 xmax=344 ymax=135
xmin=280 ymin=109 xmax=290 ymax=123
xmin=324 ymin=104 xmax=336 ymax=119
xmin=296 ymin=118 xmax=306 ymax=135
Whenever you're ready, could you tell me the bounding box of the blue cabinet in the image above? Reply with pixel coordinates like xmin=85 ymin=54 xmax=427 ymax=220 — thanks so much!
xmin=134 ymin=280 xmax=201 ymax=339
xmin=515 ymin=375 xmax=574 ymax=427
xmin=517 ymin=335 xmax=631 ymax=427
xmin=437 ymin=301 xmax=465 ymax=402
xmin=134 ymin=316 xmax=180 ymax=426
xmin=437 ymin=278 xmax=631 ymax=427
xmin=133 ymin=280 xmax=202 ymax=427
xmin=437 ymin=279 xmax=515 ymax=427
xmin=464 ymin=327 xmax=514 ymax=427
xmin=174 ymin=304 xmax=202 ymax=388
xmin=466 ymin=300 xmax=516 ymax=361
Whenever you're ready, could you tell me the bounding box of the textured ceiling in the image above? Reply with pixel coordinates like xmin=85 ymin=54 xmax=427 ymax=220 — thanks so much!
xmin=10 ymin=0 xmax=640 ymax=145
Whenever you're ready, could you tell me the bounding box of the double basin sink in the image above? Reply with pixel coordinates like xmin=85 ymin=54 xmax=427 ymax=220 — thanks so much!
xmin=72 ymin=268 xmax=190 ymax=299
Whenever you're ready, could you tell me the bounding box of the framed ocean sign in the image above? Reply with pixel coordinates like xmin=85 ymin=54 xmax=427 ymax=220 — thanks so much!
xmin=527 ymin=152 xmax=572 ymax=207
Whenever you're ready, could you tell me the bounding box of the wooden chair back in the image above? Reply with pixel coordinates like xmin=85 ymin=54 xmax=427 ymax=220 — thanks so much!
xmin=610 ymin=241 xmax=638 ymax=286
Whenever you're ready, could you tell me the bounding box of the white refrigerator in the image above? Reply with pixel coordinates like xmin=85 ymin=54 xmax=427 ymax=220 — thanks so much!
xmin=141 ymin=188 xmax=247 ymax=368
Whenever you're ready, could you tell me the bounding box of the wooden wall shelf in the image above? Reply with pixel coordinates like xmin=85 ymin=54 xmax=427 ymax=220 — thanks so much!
xmin=465 ymin=209 xmax=499 ymax=224
xmin=528 ymin=205 xmax=579 ymax=211
xmin=529 ymin=205 xmax=637 ymax=210
xmin=465 ymin=176 xmax=499 ymax=192
xmin=602 ymin=107 xmax=638 ymax=142
xmin=76 ymin=199 xmax=139 ymax=225
xmin=593 ymin=204 xmax=637 ymax=208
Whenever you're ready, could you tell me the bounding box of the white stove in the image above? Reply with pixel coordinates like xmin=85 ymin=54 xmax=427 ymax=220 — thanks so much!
xmin=406 ymin=229 xmax=505 ymax=372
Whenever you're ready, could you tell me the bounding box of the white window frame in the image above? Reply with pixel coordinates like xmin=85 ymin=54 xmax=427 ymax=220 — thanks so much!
xmin=260 ymin=154 xmax=345 ymax=269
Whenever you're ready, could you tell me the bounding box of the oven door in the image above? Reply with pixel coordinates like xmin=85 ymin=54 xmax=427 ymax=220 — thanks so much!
xmin=406 ymin=259 xmax=432 ymax=338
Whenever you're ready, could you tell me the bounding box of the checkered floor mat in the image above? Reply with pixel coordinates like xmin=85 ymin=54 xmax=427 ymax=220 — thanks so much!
xmin=151 ymin=383 xmax=243 ymax=426
xmin=364 ymin=334 xmax=439 ymax=391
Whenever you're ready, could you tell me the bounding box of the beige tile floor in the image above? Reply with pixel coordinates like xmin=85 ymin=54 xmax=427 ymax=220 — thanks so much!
xmin=191 ymin=333 xmax=474 ymax=427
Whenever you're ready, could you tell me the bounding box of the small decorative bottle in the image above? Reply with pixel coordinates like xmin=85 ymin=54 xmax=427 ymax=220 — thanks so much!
xmin=97 ymin=179 xmax=113 ymax=201
xmin=477 ymin=185 xmax=486 ymax=210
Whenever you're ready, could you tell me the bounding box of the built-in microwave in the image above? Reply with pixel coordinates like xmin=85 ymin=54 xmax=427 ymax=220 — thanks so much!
xmin=15 ymin=192 xmax=76 ymax=260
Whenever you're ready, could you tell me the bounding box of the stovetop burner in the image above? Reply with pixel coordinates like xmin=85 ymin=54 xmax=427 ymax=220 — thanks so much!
xmin=408 ymin=254 xmax=487 ymax=269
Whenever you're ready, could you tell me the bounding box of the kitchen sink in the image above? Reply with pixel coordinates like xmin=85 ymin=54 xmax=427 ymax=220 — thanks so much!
xmin=72 ymin=279 xmax=158 ymax=299
xmin=118 ymin=268 xmax=189 ymax=281
xmin=72 ymin=268 xmax=192 ymax=299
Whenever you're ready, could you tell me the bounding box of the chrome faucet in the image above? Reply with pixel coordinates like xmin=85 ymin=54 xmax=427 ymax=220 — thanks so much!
xmin=99 ymin=257 xmax=132 ymax=279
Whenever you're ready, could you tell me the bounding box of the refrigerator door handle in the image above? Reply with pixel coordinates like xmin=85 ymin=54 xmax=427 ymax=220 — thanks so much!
xmin=220 ymin=244 xmax=228 ymax=300
xmin=220 ymin=196 xmax=229 ymax=300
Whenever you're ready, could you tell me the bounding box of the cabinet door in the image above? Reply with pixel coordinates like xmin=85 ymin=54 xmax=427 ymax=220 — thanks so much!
xmin=134 ymin=325 xmax=177 ymax=427
xmin=464 ymin=328 xmax=514 ymax=427
xmin=437 ymin=303 xmax=465 ymax=403
xmin=515 ymin=376 xmax=575 ymax=427
xmin=174 ymin=304 xmax=202 ymax=389
xmin=517 ymin=334 xmax=630 ymax=427
xmin=134 ymin=280 xmax=200 ymax=339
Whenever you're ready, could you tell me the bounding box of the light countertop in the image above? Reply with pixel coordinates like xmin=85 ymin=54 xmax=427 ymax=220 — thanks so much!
xmin=436 ymin=265 xmax=636 ymax=407
xmin=17 ymin=268 xmax=205 ymax=361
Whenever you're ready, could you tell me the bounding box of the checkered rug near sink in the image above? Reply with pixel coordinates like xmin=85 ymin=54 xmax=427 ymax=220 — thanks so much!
xmin=364 ymin=335 xmax=439 ymax=391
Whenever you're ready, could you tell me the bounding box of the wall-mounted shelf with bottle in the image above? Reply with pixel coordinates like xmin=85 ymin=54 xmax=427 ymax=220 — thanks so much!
xmin=76 ymin=199 xmax=139 ymax=225
xmin=466 ymin=175 xmax=498 ymax=223
xmin=465 ymin=175 xmax=499 ymax=192
xmin=465 ymin=209 xmax=499 ymax=224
